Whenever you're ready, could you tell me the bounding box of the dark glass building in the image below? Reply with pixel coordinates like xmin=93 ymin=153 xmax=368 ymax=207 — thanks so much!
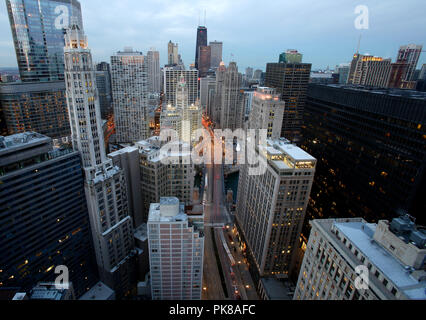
xmin=6 ymin=0 xmax=83 ymax=82
xmin=264 ymin=62 xmax=312 ymax=143
xmin=301 ymin=84 xmax=426 ymax=232
xmin=95 ymin=62 xmax=113 ymax=119
xmin=194 ymin=26 xmax=207 ymax=70
xmin=0 ymin=81 xmax=70 ymax=139
xmin=0 ymin=132 xmax=98 ymax=297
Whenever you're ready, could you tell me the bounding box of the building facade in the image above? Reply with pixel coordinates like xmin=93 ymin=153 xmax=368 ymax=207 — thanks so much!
xmin=218 ymin=62 xmax=244 ymax=130
xmin=264 ymin=61 xmax=311 ymax=143
xmin=0 ymin=132 xmax=98 ymax=298
xmin=248 ymin=87 xmax=285 ymax=140
xmin=148 ymin=197 xmax=204 ymax=300
xmin=397 ymin=44 xmax=423 ymax=81
xmin=347 ymin=54 xmax=391 ymax=88
xmin=111 ymin=48 xmax=149 ymax=144
xmin=301 ymin=84 xmax=426 ymax=230
xmin=294 ymin=217 xmax=426 ymax=300
xmin=197 ymin=45 xmax=211 ymax=78
xmin=0 ymin=81 xmax=70 ymax=139
xmin=64 ymin=24 xmax=136 ymax=298
xmin=6 ymin=0 xmax=83 ymax=82
xmin=136 ymin=137 xmax=194 ymax=220
xmin=147 ymin=49 xmax=161 ymax=94
xmin=163 ymin=69 xmax=199 ymax=106
xmin=209 ymin=41 xmax=223 ymax=69
xmin=236 ymin=138 xmax=316 ymax=282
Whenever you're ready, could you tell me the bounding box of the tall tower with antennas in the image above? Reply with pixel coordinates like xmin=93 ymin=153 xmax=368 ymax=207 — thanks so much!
xmin=194 ymin=13 xmax=208 ymax=70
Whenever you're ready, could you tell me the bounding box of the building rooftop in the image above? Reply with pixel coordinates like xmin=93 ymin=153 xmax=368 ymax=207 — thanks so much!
xmin=334 ymin=221 xmax=426 ymax=300
xmin=79 ymin=282 xmax=115 ymax=300
xmin=134 ymin=223 xmax=148 ymax=242
xmin=260 ymin=278 xmax=294 ymax=300
xmin=0 ymin=132 xmax=50 ymax=155
xmin=148 ymin=197 xmax=188 ymax=223
xmin=312 ymin=83 xmax=426 ymax=100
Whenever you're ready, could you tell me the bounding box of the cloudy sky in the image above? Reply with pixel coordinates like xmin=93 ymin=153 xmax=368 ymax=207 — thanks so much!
xmin=0 ymin=0 xmax=425 ymax=71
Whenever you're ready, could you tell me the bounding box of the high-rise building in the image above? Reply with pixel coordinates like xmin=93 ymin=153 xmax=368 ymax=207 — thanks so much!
xmin=0 ymin=81 xmax=70 ymax=139
xmin=279 ymin=50 xmax=303 ymax=64
xmin=64 ymin=23 xmax=136 ymax=298
xmin=136 ymin=137 xmax=194 ymax=220
xmin=95 ymin=63 xmax=113 ymax=119
xmin=108 ymin=146 xmax=143 ymax=228
xmin=294 ymin=216 xmax=426 ymax=300
xmin=245 ymin=67 xmax=254 ymax=79
xmin=397 ymin=44 xmax=423 ymax=81
xmin=387 ymin=62 xmax=409 ymax=89
xmin=209 ymin=41 xmax=223 ymax=69
xmin=167 ymin=41 xmax=179 ymax=65
xmin=301 ymin=84 xmax=426 ymax=229
xmin=147 ymin=49 xmax=161 ymax=94
xmin=111 ymin=48 xmax=149 ymax=143
xmin=148 ymin=197 xmax=204 ymax=300
xmin=161 ymin=75 xmax=202 ymax=144
xmin=163 ymin=69 xmax=198 ymax=106
xmin=197 ymin=45 xmax=211 ymax=78
xmin=236 ymin=138 xmax=316 ymax=282
xmin=248 ymin=87 xmax=285 ymax=140
xmin=347 ymin=53 xmax=391 ymax=87
xmin=265 ymin=61 xmax=311 ymax=143
xmin=212 ymin=62 xmax=227 ymax=124
xmin=6 ymin=0 xmax=83 ymax=82
xmin=218 ymin=62 xmax=245 ymax=130
xmin=194 ymin=26 xmax=207 ymax=70
xmin=335 ymin=63 xmax=350 ymax=84
xmin=419 ymin=64 xmax=426 ymax=81
xmin=253 ymin=69 xmax=263 ymax=81
xmin=242 ymin=88 xmax=255 ymax=117
xmin=0 ymin=132 xmax=98 ymax=298
xmin=200 ymin=76 xmax=216 ymax=115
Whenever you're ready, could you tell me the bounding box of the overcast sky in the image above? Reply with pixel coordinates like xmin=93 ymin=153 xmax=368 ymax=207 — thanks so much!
xmin=0 ymin=0 xmax=425 ymax=71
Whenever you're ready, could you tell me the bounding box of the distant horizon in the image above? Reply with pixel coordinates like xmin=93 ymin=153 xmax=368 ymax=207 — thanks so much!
xmin=0 ymin=0 xmax=425 ymax=72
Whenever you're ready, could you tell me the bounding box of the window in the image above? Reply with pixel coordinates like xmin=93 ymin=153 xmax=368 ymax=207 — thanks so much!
xmin=391 ymin=288 xmax=397 ymax=296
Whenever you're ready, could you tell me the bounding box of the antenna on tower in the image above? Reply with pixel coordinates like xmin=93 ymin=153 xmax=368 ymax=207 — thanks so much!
xmin=198 ymin=11 xmax=200 ymax=26
xmin=204 ymin=9 xmax=206 ymax=26
xmin=356 ymin=34 xmax=362 ymax=54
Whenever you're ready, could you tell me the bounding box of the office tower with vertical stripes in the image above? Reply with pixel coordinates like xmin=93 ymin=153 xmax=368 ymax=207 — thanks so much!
xmin=111 ymin=48 xmax=149 ymax=144
xmin=64 ymin=22 xmax=136 ymax=299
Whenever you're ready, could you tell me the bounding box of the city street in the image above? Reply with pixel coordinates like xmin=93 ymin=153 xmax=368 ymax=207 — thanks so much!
xmin=201 ymin=117 xmax=257 ymax=300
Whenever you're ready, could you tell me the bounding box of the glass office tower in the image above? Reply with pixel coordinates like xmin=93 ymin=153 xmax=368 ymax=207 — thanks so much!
xmin=6 ymin=0 xmax=83 ymax=82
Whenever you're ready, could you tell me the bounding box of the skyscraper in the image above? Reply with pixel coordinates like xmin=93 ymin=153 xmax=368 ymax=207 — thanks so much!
xmin=198 ymin=45 xmax=211 ymax=78
xmin=200 ymin=76 xmax=216 ymax=113
xmin=236 ymin=138 xmax=316 ymax=282
xmin=6 ymin=0 xmax=83 ymax=82
xmin=209 ymin=41 xmax=223 ymax=69
xmin=265 ymin=59 xmax=311 ymax=143
xmin=194 ymin=26 xmax=207 ymax=70
xmin=163 ymin=69 xmax=199 ymax=106
xmin=248 ymin=87 xmax=285 ymax=140
xmin=161 ymin=75 xmax=202 ymax=144
xmin=218 ymin=62 xmax=245 ymax=130
xmin=0 ymin=132 xmax=98 ymax=298
xmin=347 ymin=53 xmax=392 ymax=87
xmin=146 ymin=49 xmax=161 ymax=94
xmin=167 ymin=41 xmax=179 ymax=65
xmin=95 ymin=62 xmax=113 ymax=119
xmin=111 ymin=48 xmax=149 ymax=144
xmin=301 ymin=84 xmax=426 ymax=228
xmin=64 ymin=23 xmax=136 ymax=298
xmin=294 ymin=217 xmax=426 ymax=300
xmin=397 ymin=44 xmax=423 ymax=81
xmin=136 ymin=137 xmax=195 ymax=219
xmin=148 ymin=197 xmax=204 ymax=300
